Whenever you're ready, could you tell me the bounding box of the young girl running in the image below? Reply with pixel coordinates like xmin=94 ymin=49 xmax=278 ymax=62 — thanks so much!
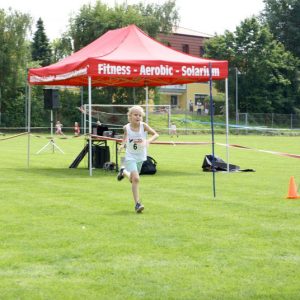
xmin=117 ymin=105 xmax=159 ymax=213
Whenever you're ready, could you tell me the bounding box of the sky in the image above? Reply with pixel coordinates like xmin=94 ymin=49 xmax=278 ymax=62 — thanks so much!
xmin=0 ymin=0 xmax=265 ymax=40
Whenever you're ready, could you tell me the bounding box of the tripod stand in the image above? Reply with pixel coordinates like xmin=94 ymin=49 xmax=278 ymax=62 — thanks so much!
xmin=36 ymin=110 xmax=64 ymax=154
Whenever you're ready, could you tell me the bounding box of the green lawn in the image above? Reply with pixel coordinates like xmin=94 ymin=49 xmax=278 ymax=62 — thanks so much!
xmin=0 ymin=133 xmax=300 ymax=299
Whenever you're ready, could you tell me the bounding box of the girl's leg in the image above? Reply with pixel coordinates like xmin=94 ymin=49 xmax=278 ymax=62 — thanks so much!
xmin=121 ymin=169 xmax=139 ymax=202
xmin=130 ymin=171 xmax=140 ymax=204
xmin=118 ymin=161 xmax=144 ymax=212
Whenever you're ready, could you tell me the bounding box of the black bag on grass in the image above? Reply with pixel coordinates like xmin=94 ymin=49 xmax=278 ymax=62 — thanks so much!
xmin=202 ymin=155 xmax=239 ymax=172
xmin=202 ymin=154 xmax=255 ymax=172
xmin=140 ymin=156 xmax=157 ymax=175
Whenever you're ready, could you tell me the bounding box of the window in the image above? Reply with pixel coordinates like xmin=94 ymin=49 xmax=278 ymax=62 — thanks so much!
xmin=171 ymin=95 xmax=178 ymax=107
xmin=182 ymin=44 xmax=189 ymax=54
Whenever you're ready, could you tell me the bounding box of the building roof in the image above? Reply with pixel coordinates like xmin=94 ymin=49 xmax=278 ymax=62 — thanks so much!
xmin=173 ymin=26 xmax=213 ymax=38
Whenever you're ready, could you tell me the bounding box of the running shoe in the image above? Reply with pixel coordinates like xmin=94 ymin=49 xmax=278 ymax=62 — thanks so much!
xmin=135 ymin=202 xmax=144 ymax=213
xmin=117 ymin=167 xmax=125 ymax=181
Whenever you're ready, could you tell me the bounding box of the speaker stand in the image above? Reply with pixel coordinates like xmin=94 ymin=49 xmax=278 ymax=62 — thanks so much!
xmin=36 ymin=110 xmax=64 ymax=154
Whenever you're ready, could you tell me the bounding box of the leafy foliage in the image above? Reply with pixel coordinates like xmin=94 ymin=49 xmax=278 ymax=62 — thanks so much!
xmin=204 ymin=17 xmax=300 ymax=113
xmin=0 ymin=8 xmax=31 ymax=126
xmin=51 ymin=35 xmax=73 ymax=62
xmin=69 ymin=0 xmax=179 ymax=51
xmin=263 ymin=0 xmax=300 ymax=58
xmin=2 ymin=1 xmax=300 ymax=127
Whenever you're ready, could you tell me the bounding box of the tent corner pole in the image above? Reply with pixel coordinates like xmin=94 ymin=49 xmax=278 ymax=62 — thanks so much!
xmin=80 ymin=86 xmax=84 ymax=135
xmin=209 ymin=63 xmax=216 ymax=198
xmin=145 ymin=86 xmax=149 ymax=124
xmin=27 ymin=84 xmax=31 ymax=168
xmin=88 ymin=77 xmax=93 ymax=176
xmin=225 ymin=78 xmax=230 ymax=172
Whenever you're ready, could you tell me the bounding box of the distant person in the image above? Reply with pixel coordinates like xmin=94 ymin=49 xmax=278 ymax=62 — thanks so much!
xmin=74 ymin=122 xmax=80 ymax=136
xmin=204 ymin=102 xmax=209 ymax=115
xmin=200 ymin=103 xmax=204 ymax=115
xmin=55 ymin=121 xmax=63 ymax=135
xmin=117 ymin=105 xmax=159 ymax=213
xmin=220 ymin=105 xmax=225 ymax=115
xmin=170 ymin=123 xmax=178 ymax=137
xmin=189 ymin=100 xmax=193 ymax=112
xmin=197 ymin=101 xmax=202 ymax=115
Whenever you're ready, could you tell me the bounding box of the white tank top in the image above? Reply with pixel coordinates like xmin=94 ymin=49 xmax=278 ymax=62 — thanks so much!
xmin=125 ymin=122 xmax=147 ymax=161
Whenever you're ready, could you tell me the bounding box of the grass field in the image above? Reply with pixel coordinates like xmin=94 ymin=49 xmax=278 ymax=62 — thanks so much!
xmin=0 ymin=133 xmax=300 ymax=299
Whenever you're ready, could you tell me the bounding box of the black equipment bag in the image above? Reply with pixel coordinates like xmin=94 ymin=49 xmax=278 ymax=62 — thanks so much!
xmin=103 ymin=161 xmax=116 ymax=171
xmin=140 ymin=156 xmax=157 ymax=175
xmin=202 ymin=154 xmax=240 ymax=172
xmin=202 ymin=155 xmax=255 ymax=172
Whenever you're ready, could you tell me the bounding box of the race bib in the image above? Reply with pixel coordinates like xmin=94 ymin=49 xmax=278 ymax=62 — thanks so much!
xmin=127 ymin=138 xmax=145 ymax=152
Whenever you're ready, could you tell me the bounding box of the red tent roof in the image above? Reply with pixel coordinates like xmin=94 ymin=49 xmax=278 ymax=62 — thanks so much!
xmin=28 ymin=24 xmax=228 ymax=87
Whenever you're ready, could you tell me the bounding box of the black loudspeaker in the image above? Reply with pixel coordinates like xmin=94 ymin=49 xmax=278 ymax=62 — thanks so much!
xmin=97 ymin=124 xmax=109 ymax=136
xmin=91 ymin=145 xmax=110 ymax=168
xmin=43 ymin=89 xmax=60 ymax=109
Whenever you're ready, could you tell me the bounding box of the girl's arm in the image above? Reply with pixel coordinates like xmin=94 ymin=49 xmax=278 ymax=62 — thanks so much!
xmin=144 ymin=123 xmax=159 ymax=145
xmin=118 ymin=125 xmax=127 ymax=153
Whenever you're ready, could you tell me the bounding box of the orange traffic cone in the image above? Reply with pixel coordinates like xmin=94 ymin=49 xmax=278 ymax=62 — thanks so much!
xmin=286 ymin=176 xmax=300 ymax=199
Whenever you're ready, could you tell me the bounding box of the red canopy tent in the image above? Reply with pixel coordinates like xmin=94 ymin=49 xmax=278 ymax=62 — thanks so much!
xmin=28 ymin=24 xmax=227 ymax=86
xmin=27 ymin=24 xmax=229 ymax=179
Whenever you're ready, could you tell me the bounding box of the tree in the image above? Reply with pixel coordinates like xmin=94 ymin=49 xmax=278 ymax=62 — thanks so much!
xmin=31 ymin=18 xmax=52 ymax=67
xmin=204 ymin=17 xmax=300 ymax=114
xmin=263 ymin=0 xmax=300 ymax=58
xmin=0 ymin=8 xmax=31 ymax=126
xmin=133 ymin=0 xmax=179 ymax=35
xmin=51 ymin=35 xmax=73 ymax=62
xmin=67 ymin=0 xmax=179 ymax=105
xmin=69 ymin=0 xmax=179 ymax=51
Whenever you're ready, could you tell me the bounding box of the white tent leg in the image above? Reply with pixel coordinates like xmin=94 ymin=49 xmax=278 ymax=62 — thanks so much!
xmin=84 ymin=104 xmax=87 ymax=135
xmin=209 ymin=63 xmax=216 ymax=198
xmin=225 ymin=78 xmax=230 ymax=172
xmin=145 ymin=86 xmax=149 ymax=124
xmin=80 ymin=87 xmax=84 ymax=135
xmin=27 ymin=84 xmax=31 ymax=168
xmin=88 ymin=77 xmax=93 ymax=176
